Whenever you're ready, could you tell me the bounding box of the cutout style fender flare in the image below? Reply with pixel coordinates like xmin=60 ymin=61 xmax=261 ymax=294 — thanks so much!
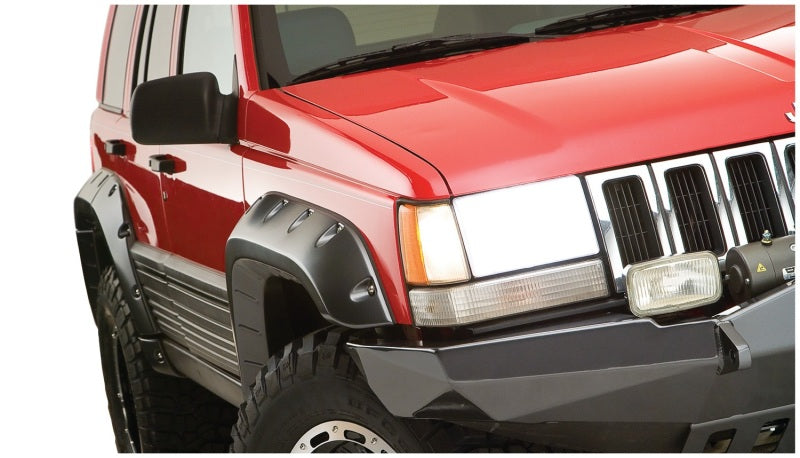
xmin=74 ymin=168 xmax=158 ymax=336
xmin=225 ymin=194 xmax=395 ymax=387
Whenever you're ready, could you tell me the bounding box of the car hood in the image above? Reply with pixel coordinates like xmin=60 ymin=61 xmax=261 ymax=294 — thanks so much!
xmin=283 ymin=5 xmax=795 ymax=196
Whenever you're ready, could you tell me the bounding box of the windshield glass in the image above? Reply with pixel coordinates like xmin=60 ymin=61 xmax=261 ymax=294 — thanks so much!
xmin=251 ymin=5 xmax=620 ymax=86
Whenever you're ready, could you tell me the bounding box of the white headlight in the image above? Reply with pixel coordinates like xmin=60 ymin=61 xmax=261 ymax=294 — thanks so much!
xmin=453 ymin=176 xmax=599 ymax=278
xmin=626 ymin=252 xmax=722 ymax=317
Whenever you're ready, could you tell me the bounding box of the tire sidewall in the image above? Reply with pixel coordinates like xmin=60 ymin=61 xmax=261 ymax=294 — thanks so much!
xmin=95 ymin=279 xmax=138 ymax=452
xmin=246 ymin=375 xmax=426 ymax=452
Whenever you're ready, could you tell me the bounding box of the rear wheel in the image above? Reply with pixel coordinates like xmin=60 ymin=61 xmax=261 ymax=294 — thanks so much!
xmin=95 ymin=266 xmax=236 ymax=452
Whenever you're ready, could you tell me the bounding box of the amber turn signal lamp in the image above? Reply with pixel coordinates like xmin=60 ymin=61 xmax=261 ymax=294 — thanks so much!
xmin=398 ymin=203 xmax=470 ymax=286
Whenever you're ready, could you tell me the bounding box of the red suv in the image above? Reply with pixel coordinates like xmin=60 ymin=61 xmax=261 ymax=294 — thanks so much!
xmin=75 ymin=5 xmax=795 ymax=452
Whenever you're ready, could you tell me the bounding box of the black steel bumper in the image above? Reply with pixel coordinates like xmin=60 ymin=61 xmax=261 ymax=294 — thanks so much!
xmin=348 ymin=284 xmax=794 ymax=452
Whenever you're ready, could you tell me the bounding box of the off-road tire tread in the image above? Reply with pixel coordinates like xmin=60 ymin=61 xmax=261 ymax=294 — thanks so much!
xmin=231 ymin=328 xmax=461 ymax=452
xmin=229 ymin=327 xmax=559 ymax=453
xmin=97 ymin=267 xmax=236 ymax=452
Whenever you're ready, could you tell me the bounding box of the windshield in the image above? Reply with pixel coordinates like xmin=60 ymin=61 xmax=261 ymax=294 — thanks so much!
xmin=252 ymin=5 xmax=711 ymax=87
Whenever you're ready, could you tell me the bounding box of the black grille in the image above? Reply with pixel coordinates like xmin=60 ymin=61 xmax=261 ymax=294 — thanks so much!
xmin=726 ymin=154 xmax=786 ymax=242
xmin=602 ymin=177 xmax=662 ymax=267
xmin=785 ymin=143 xmax=795 ymax=190
xmin=666 ymin=165 xmax=725 ymax=254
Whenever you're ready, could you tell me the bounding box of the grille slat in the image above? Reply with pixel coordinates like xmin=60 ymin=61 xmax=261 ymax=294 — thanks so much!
xmin=602 ymin=177 xmax=662 ymax=267
xmin=739 ymin=159 xmax=768 ymax=233
xmin=726 ymin=154 xmax=786 ymax=242
xmin=784 ymin=144 xmax=794 ymax=193
xmin=666 ymin=165 xmax=724 ymax=254
xmin=589 ymin=138 xmax=794 ymax=293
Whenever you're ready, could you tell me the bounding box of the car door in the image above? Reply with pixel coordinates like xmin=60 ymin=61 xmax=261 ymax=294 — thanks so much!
xmin=91 ymin=5 xmax=171 ymax=249
xmin=157 ymin=5 xmax=246 ymax=271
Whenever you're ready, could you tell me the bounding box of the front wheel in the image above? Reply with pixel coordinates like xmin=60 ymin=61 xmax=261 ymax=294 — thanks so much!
xmin=231 ymin=330 xmax=438 ymax=452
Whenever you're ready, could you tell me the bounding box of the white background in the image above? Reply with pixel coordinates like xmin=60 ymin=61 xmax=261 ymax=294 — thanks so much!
xmin=1 ymin=3 xmax=116 ymax=454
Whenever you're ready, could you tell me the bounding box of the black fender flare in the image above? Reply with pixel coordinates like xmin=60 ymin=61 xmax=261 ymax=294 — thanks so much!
xmin=74 ymin=169 xmax=177 ymax=375
xmin=75 ymin=169 xmax=158 ymax=335
xmin=226 ymin=194 xmax=394 ymax=387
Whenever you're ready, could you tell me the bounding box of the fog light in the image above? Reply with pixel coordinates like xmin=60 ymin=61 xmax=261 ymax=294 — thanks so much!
xmin=626 ymin=252 xmax=722 ymax=317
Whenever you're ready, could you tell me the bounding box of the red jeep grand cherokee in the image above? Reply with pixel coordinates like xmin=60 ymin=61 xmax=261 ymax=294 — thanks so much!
xmin=75 ymin=5 xmax=795 ymax=452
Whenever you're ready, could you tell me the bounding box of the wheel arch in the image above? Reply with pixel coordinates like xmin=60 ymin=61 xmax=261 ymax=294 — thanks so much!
xmin=225 ymin=193 xmax=395 ymax=389
xmin=74 ymin=168 xmax=158 ymax=336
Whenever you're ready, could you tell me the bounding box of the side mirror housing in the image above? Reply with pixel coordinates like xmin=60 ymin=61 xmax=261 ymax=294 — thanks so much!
xmin=131 ymin=72 xmax=237 ymax=145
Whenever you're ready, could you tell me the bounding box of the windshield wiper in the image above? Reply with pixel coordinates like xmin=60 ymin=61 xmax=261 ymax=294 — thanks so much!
xmin=535 ymin=5 xmax=727 ymax=35
xmin=290 ymin=33 xmax=534 ymax=85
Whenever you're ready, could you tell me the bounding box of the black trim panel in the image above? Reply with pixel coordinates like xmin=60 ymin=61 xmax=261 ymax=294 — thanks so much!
xmin=162 ymin=339 xmax=242 ymax=406
xmin=130 ymin=242 xmax=239 ymax=377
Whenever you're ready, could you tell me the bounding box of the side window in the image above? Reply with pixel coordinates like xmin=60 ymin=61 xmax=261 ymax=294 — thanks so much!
xmin=103 ymin=5 xmax=136 ymax=110
xmin=135 ymin=5 xmax=176 ymax=90
xmin=148 ymin=6 xmax=176 ymax=80
xmin=181 ymin=5 xmax=235 ymax=94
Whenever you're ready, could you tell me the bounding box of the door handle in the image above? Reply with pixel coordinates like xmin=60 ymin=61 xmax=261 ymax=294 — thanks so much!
xmin=104 ymin=139 xmax=126 ymax=156
xmin=149 ymin=154 xmax=176 ymax=174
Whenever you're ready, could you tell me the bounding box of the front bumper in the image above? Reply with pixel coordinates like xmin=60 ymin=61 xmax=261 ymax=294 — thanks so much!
xmin=348 ymin=284 xmax=794 ymax=452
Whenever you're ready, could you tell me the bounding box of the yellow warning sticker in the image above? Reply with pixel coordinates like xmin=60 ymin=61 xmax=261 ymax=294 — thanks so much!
xmin=756 ymin=263 xmax=767 ymax=273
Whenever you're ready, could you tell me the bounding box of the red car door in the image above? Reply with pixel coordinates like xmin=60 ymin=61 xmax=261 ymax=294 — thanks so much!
xmin=92 ymin=5 xmax=170 ymax=249
xmin=156 ymin=5 xmax=245 ymax=271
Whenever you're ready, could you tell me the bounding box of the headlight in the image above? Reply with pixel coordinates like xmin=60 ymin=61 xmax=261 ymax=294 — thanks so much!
xmin=398 ymin=176 xmax=611 ymax=326
xmin=625 ymin=251 xmax=722 ymax=317
xmin=398 ymin=203 xmax=470 ymax=285
xmin=453 ymin=175 xmax=599 ymax=277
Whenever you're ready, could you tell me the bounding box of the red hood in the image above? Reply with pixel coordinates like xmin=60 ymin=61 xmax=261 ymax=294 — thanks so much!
xmin=283 ymin=5 xmax=795 ymax=196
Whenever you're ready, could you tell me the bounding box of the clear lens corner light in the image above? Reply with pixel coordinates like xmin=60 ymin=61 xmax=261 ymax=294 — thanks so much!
xmin=410 ymin=259 xmax=609 ymax=326
xmin=626 ymin=251 xmax=722 ymax=317
xmin=398 ymin=203 xmax=470 ymax=286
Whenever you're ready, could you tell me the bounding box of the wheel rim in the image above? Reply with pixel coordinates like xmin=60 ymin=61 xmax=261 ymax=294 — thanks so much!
xmin=291 ymin=420 xmax=396 ymax=453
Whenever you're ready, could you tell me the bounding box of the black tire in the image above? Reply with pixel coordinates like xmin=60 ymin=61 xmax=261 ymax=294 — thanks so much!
xmin=231 ymin=329 xmax=449 ymax=452
xmin=95 ymin=266 xmax=237 ymax=452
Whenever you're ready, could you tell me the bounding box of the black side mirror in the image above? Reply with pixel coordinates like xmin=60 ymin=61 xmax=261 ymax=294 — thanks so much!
xmin=131 ymin=72 xmax=237 ymax=145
